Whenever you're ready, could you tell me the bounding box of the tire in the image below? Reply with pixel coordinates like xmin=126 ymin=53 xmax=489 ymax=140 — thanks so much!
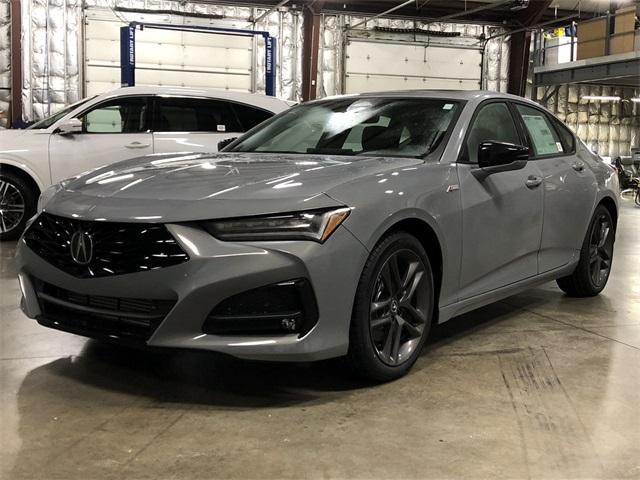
xmin=0 ymin=170 xmax=37 ymax=241
xmin=556 ymin=205 xmax=615 ymax=297
xmin=347 ymin=232 xmax=434 ymax=382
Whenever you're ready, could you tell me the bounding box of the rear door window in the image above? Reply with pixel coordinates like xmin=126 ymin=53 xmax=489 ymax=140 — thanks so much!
xmin=155 ymin=97 xmax=242 ymax=133
xmin=231 ymin=103 xmax=273 ymax=131
xmin=515 ymin=104 xmax=564 ymax=157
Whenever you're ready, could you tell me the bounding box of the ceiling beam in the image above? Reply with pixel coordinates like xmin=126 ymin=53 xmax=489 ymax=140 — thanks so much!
xmin=347 ymin=0 xmax=417 ymax=30
xmin=251 ymin=0 xmax=290 ymax=23
xmin=514 ymin=0 xmax=554 ymax=26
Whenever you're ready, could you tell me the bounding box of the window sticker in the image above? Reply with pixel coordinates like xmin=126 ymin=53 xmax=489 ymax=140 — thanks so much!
xmin=217 ymin=124 xmax=226 ymax=132
xmin=556 ymin=142 xmax=564 ymax=152
xmin=443 ymin=103 xmax=454 ymax=110
xmin=521 ymin=115 xmax=561 ymax=155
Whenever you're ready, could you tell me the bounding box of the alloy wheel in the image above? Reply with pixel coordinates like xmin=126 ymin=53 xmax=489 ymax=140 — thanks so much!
xmin=588 ymin=213 xmax=613 ymax=288
xmin=369 ymin=249 xmax=429 ymax=366
xmin=0 ymin=179 xmax=25 ymax=234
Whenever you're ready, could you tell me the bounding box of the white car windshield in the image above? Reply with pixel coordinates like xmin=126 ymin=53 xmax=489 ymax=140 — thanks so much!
xmin=28 ymin=96 xmax=96 ymax=130
xmin=229 ymin=97 xmax=461 ymax=158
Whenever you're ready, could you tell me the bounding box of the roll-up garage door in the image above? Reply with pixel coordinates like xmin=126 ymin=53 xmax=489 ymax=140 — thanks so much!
xmin=344 ymin=39 xmax=481 ymax=93
xmin=84 ymin=18 xmax=254 ymax=97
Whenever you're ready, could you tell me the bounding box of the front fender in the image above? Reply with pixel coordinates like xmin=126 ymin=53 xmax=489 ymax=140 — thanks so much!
xmin=0 ymin=158 xmax=47 ymax=191
xmin=325 ymin=161 xmax=462 ymax=308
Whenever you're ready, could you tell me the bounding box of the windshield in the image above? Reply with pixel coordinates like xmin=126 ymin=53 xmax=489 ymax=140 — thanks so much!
xmin=28 ymin=97 xmax=95 ymax=130
xmin=228 ymin=97 xmax=461 ymax=157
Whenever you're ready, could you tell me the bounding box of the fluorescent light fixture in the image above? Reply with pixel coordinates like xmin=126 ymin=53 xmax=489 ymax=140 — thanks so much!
xmin=631 ymin=98 xmax=640 ymax=103
xmin=582 ymin=95 xmax=621 ymax=102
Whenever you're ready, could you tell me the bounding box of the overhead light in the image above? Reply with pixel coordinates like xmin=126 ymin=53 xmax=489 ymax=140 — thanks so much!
xmin=631 ymin=98 xmax=640 ymax=103
xmin=582 ymin=95 xmax=621 ymax=102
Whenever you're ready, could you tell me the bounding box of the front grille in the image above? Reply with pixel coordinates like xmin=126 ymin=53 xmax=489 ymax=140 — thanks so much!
xmin=24 ymin=213 xmax=189 ymax=278
xmin=34 ymin=279 xmax=176 ymax=343
xmin=203 ymin=279 xmax=318 ymax=337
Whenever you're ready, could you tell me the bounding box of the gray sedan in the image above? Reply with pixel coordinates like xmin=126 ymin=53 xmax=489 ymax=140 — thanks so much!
xmin=16 ymin=90 xmax=619 ymax=381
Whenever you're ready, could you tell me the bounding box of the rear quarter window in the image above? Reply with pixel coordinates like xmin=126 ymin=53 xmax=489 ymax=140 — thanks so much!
xmin=549 ymin=115 xmax=576 ymax=154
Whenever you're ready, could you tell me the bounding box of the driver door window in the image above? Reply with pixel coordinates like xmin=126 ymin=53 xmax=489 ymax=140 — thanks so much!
xmin=464 ymin=102 xmax=520 ymax=163
xmin=49 ymin=96 xmax=153 ymax=184
xmin=79 ymin=97 xmax=150 ymax=133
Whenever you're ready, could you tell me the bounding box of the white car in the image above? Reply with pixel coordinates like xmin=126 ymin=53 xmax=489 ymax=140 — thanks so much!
xmin=0 ymin=86 xmax=291 ymax=240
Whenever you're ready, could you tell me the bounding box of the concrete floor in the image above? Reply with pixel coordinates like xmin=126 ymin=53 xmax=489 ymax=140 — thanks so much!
xmin=1 ymin=201 xmax=639 ymax=480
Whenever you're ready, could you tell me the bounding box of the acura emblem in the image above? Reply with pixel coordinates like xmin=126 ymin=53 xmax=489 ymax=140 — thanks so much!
xmin=70 ymin=230 xmax=93 ymax=265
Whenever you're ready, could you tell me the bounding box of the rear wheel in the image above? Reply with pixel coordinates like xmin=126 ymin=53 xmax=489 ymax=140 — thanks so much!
xmin=0 ymin=171 xmax=37 ymax=241
xmin=347 ymin=232 xmax=434 ymax=382
xmin=556 ymin=205 xmax=615 ymax=297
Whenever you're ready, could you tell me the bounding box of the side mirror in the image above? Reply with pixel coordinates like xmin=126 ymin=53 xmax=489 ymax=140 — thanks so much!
xmin=56 ymin=118 xmax=82 ymax=135
xmin=217 ymin=137 xmax=238 ymax=151
xmin=477 ymin=141 xmax=529 ymax=169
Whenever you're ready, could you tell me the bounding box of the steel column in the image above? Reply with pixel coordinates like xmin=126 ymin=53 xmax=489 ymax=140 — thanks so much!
xmin=10 ymin=0 xmax=22 ymax=126
xmin=301 ymin=3 xmax=322 ymax=101
xmin=507 ymin=0 xmax=552 ymax=97
xmin=507 ymin=31 xmax=532 ymax=97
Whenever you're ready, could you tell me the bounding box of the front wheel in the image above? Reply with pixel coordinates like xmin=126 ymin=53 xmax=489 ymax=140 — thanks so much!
xmin=556 ymin=205 xmax=615 ymax=297
xmin=0 ymin=171 xmax=37 ymax=241
xmin=347 ymin=232 xmax=434 ymax=382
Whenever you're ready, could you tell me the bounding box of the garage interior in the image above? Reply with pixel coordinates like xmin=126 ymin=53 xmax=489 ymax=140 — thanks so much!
xmin=1 ymin=0 xmax=639 ymax=479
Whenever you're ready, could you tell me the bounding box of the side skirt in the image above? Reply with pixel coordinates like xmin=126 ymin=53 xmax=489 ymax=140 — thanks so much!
xmin=437 ymin=262 xmax=577 ymax=324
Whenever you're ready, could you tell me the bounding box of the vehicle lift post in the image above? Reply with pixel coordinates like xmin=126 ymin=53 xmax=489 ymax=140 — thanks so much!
xmin=119 ymin=22 xmax=277 ymax=97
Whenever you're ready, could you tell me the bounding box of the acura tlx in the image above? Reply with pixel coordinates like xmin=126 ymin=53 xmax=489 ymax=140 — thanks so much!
xmin=16 ymin=91 xmax=619 ymax=381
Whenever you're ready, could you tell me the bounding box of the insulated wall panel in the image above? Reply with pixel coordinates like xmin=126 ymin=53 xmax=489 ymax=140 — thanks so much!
xmin=21 ymin=0 xmax=81 ymax=122
xmin=538 ymin=84 xmax=640 ymax=158
xmin=0 ymin=0 xmax=9 ymax=127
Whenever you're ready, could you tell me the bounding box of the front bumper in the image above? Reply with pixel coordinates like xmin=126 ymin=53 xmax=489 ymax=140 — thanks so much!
xmin=16 ymin=223 xmax=369 ymax=361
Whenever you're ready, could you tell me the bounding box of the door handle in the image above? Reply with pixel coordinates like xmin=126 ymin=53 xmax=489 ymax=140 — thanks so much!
xmin=525 ymin=175 xmax=543 ymax=189
xmin=125 ymin=141 xmax=150 ymax=149
xmin=572 ymin=161 xmax=585 ymax=172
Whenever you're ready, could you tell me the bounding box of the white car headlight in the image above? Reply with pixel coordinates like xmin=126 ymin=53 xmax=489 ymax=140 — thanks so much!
xmin=202 ymin=207 xmax=351 ymax=243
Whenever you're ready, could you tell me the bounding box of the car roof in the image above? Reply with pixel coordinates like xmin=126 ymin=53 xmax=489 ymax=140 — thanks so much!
xmin=94 ymin=86 xmax=292 ymax=112
xmin=315 ymin=89 xmax=539 ymax=104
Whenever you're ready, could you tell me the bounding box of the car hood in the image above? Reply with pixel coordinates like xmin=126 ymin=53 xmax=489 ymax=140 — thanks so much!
xmin=0 ymin=128 xmax=44 ymax=150
xmin=45 ymin=152 xmax=422 ymax=222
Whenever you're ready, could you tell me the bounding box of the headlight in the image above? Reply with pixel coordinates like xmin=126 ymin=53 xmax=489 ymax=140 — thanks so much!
xmin=36 ymin=185 xmax=59 ymax=214
xmin=37 ymin=179 xmax=71 ymax=214
xmin=202 ymin=207 xmax=351 ymax=243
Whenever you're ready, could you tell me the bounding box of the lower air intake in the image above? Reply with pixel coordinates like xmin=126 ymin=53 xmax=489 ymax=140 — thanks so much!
xmin=34 ymin=279 xmax=176 ymax=343
xmin=203 ymin=279 xmax=318 ymax=337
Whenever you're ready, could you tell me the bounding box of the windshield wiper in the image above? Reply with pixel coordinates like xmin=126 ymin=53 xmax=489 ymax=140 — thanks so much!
xmin=306 ymin=147 xmax=355 ymax=155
